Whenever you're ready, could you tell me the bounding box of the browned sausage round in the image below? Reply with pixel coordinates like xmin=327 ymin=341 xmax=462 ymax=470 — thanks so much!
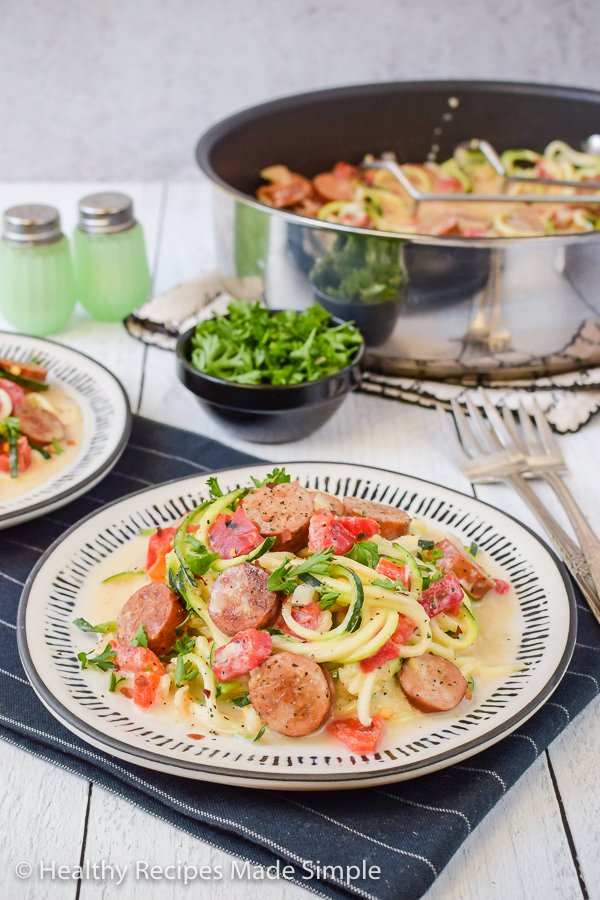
xmin=116 ymin=582 xmax=186 ymax=656
xmin=243 ymin=483 xmax=315 ymax=551
xmin=312 ymin=172 xmax=356 ymax=203
xmin=342 ymin=496 xmax=411 ymax=541
xmin=257 ymin=175 xmax=313 ymax=209
xmin=249 ymin=651 xmax=333 ymax=736
xmin=308 ymin=489 xmax=344 ymax=517
xmin=436 ymin=538 xmax=495 ymax=599
xmin=208 ymin=562 xmax=280 ymax=636
xmin=398 ymin=654 xmax=468 ymax=713
xmin=0 ymin=357 xmax=47 ymax=382
xmin=15 ymin=402 xmax=65 ymax=444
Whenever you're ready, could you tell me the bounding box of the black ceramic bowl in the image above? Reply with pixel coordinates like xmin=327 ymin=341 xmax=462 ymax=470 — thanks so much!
xmin=175 ymin=315 xmax=364 ymax=444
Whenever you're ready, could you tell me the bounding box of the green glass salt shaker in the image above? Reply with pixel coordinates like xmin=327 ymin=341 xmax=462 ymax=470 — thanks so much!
xmin=73 ymin=192 xmax=151 ymax=321
xmin=0 ymin=204 xmax=76 ymax=335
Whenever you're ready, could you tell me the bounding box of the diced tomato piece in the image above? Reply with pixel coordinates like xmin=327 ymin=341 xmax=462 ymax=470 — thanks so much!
xmin=494 ymin=578 xmax=510 ymax=594
xmin=360 ymin=640 xmax=400 ymax=673
xmin=360 ymin=614 xmax=415 ymax=672
xmin=328 ymin=715 xmax=384 ymax=752
xmin=132 ymin=670 xmax=161 ymax=708
xmin=0 ymin=378 xmax=25 ymax=407
xmin=113 ymin=641 xmax=164 ymax=675
xmin=337 ymin=516 xmax=380 ymax=542
xmin=0 ymin=435 xmax=32 ymax=474
xmin=145 ymin=526 xmax=177 ymax=582
xmin=212 ymin=629 xmax=272 ymax=682
xmin=419 ymin=573 xmax=464 ymax=618
xmin=291 ymin=601 xmax=322 ymax=631
xmin=376 ymin=558 xmax=409 ymax=589
xmin=208 ymin=505 xmax=263 ymax=560
xmin=308 ymin=510 xmax=374 ymax=555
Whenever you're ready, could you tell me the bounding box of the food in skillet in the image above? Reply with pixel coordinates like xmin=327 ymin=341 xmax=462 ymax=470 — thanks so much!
xmin=0 ymin=357 xmax=82 ymax=496
xmin=255 ymin=141 xmax=600 ymax=237
xmin=75 ymin=469 xmax=521 ymax=753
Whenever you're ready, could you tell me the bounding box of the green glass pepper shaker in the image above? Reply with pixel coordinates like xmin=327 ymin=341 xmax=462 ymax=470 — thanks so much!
xmin=0 ymin=204 xmax=76 ymax=335
xmin=73 ymin=192 xmax=151 ymax=321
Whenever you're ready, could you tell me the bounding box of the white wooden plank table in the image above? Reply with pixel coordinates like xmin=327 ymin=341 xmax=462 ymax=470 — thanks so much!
xmin=1 ymin=181 xmax=599 ymax=900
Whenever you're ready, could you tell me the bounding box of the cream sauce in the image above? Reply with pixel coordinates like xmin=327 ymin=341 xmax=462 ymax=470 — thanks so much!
xmin=79 ymin=535 xmax=523 ymax=749
xmin=0 ymin=385 xmax=83 ymax=502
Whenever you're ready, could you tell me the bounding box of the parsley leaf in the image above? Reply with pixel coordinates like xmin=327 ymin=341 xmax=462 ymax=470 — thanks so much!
xmin=422 ymin=569 xmax=446 ymax=591
xmin=131 ymin=624 xmax=148 ymax=648
xmin=232 ymin=694 xmax=252 ymax=708
xmin=344 ymin=540 xmax=380 ymax=568
xmin=372 ymin=577 xmax=408 ymax=593
xmin=250 ymin=467 xmax=291 ymax=488
xmin=174 ymin=656 xmax=199 ymax=687
xmin=73 ymin=617 xmax=117 ymax=634
xmin=109 ymin=673 xmax=127 ymax=692
xmin=267 ymin=548 xmax=334 ymax=594
xmin=173 ymin=633 xmax=196 ymax=656
xmin=78 ymin=645 xmax=116 ymax=672
xmin=206 ymin=476 xmax=223 ymax=498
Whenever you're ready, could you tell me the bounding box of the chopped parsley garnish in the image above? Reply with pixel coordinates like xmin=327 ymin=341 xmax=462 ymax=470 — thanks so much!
xmin=232 ymin=694 xmax=252 ymax=708
xmin=421 ymin=569 xmax=446 ymax=590
xmin=130 ymin=624 xmax=148 ymax=648
xmin=109 ymin=673 xmax=127 ymax=692
xmin=236 ymin=723 xmax=267 ymax=743
xmin=467 ymin=541 xmax=478 ymax=557
xmin=189 ymin=300 xmax=362 ymax=386
xmin=418 ymin=538 xmax=435 ymax=551
xmin=206 ymin=476 xmax=223 ymax=498
xmin=250 ymin=467 xmax=291 ymax=488
xmin=344 ymin=540 xmax=380 ymax=569
xmin=174 ymin=655 xmax=199 ymax=687
xmin=73 ymin=617 xmax=117 ymax=634
xmin=77 ymin=644 xmax=116 ymax=672
xmin=0 ymin=417 xmax=21 ymax=478
xmin=267 ymin=548 xmax=334 ymax=594
xmin=173 ymin=633 xmax=196 ymax=656
xmin=372 ymin=577 xmax=408 ymax=593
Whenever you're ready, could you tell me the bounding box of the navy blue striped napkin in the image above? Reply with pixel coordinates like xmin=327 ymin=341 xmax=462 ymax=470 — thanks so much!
xmin=1 ymin=416 xmax=599 ymax=900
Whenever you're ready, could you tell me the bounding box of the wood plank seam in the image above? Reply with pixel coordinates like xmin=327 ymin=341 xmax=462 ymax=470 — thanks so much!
xmin=546 ymin=751 xmax=590 ymax=900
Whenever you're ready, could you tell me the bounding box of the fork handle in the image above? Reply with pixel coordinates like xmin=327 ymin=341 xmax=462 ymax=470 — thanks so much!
xmin=543 ymin=471 xmax=600 ymax=606
xmin=505 ymin=473 xmax=600 ymax=624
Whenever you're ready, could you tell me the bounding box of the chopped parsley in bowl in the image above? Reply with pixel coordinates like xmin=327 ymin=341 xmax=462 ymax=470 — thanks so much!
xmin=175 ymin=302 xmax=364 ymax=443
xmin=188 ymin=300 xmax=363 ymax=385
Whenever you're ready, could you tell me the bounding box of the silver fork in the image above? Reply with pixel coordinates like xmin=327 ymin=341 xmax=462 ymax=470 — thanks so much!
xmin=438 ymin=397 xmax=600 ymax=622
xmin=482 ymin=390 xmax=600 ymax=605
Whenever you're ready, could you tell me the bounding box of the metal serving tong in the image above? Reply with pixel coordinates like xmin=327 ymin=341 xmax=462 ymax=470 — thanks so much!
xmin=365 ymin=139 xmax=600 ymax=205
xmin=438 ymin=390 xmax=600 ymax=624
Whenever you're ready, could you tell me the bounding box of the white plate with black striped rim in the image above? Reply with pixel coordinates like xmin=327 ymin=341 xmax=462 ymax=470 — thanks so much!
xmin=17 ymin=462 xmax=576 ymax=790
xmin=0 ymin=332 xmax=131 ymax=529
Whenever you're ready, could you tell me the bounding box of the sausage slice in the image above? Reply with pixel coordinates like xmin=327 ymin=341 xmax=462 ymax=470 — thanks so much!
xmin=307 ymin=489 xmax=344 ymax=516
xmin=243 ymin=483 xmax=315 ymax=551
xmin=15 ymin=402 xmax=65 ymax=444
xmin=0 ymin=357 xmax=47 ymax=381
xmin=116 ymin=583 xmax=186 ymax=656
xmin=398 ymin=654 xmax=468 ymax=713
xmin=249 ymin=651 xmax=333 ymax=736
xmin=208 ymin=562 xmax=280 ymax=636
xmin=436 ymin=538 xmax=495 ymax=600
xmin=342 ymin=497 xmax=411 ymax=541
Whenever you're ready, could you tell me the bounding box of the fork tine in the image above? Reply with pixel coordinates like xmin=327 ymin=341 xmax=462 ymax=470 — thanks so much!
xmin=464 ymin=394 xmax=500 ymax=452
xmin=530 ymin=398 xmax=564 ymax=461
xmin=436 ymin=403 xmax=471 ymax=467
xmin=516 ymin=398 xmax=544 ymax=456
xmin=501 ymin=404 xmax=526 ymax=454
xmin=450 ymin=398 xmax=486 ymax=458
xmin=478 ymin=388 xmax=519 ymax=451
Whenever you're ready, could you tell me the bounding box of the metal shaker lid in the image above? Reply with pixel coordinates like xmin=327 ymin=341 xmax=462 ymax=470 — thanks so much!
xmin=3 ymin=204 xmax=63 ymax=246
xmin=77 ymin=192 xmax=136 ymax=234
